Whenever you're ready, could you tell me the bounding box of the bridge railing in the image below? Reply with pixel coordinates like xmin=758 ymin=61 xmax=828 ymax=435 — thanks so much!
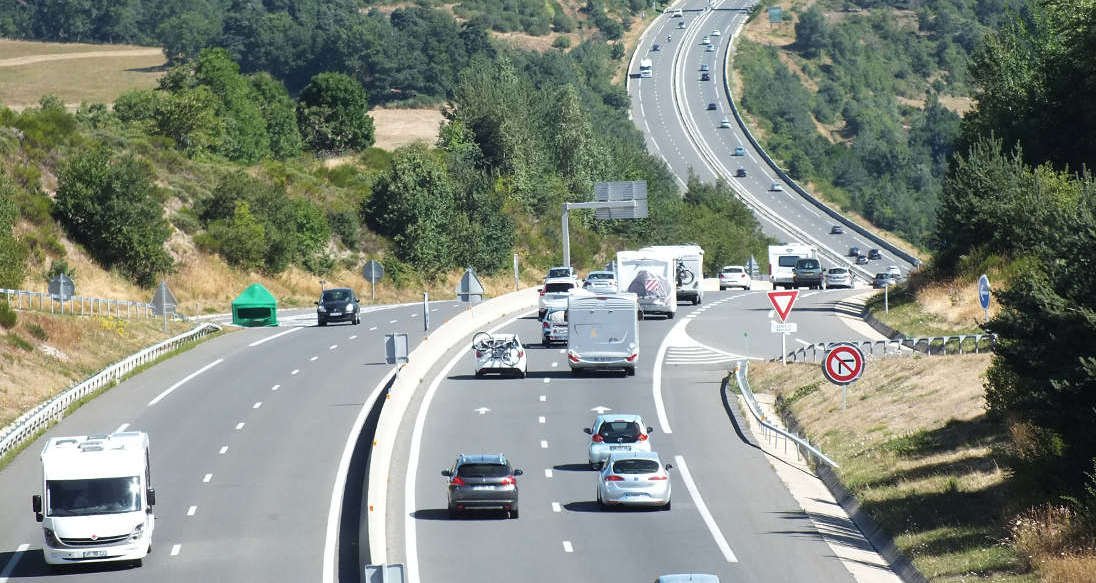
xmin=781 ymin=334 xmax=997 ymax=363
xmin=0 ymin=322 xmax=221 ymax=462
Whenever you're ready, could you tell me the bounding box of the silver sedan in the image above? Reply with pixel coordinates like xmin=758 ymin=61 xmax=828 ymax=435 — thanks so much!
xmin=597 ymin=451 xmax=672 ymax=509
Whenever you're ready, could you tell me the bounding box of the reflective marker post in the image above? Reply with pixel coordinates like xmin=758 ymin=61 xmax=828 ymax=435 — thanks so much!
xmin=423 ymin=292 xmax=429 ymax=332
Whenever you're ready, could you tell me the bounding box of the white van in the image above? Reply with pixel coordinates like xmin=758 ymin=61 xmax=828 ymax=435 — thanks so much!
xmin=640 ymin=244 xmax=704 ymax=305
xmin=33 ymin=432 xmax=155 ymax=567
xmin=768 ymin=243 xmax=817 ymax=289
xmin=567 ymin=291 xmax=639 ymax=376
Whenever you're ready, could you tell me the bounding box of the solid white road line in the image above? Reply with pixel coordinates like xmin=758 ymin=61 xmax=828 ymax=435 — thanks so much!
xmin=115 ymin=423 xmax=129 ymax=433
xmin=674 ymin=455 xmax=738 ymax=563
xmin=235 ymin=422 xmax=245 ymax=430
xmin=148 ymin=359 xmax=224 ymax=406
xmin=248 ymin=327 xmax=299 ymax=347
xmin=170 ymin=544 xmax=181 ymax=557
xmin=405 ymin=315 xmax=525 ymax=583
xmin=545 ymin=469 xmax=553 ymax=478
xmin=187 ymin=505 xmax=197 ymax=516
xmin=562 ymin=541 xmax=574 ymax=553
xmin=652 ymin=323 xmax=678 ymax=434
xmin=0 ymin=543 xmax=29 ymax=582
xmin=202 ymin=473 xmax=212 ymax=484
xmin=253 ymin=402 xmax=262 ymax=409
xmin=321 ymin=366 xmax=398 ymax=583
xmin=552 ymin=502 xmax=562 ymax=513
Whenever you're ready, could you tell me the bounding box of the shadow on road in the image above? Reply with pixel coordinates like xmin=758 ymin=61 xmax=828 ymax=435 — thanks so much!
xmin=552 ymin=463 xmax=593 ymax=472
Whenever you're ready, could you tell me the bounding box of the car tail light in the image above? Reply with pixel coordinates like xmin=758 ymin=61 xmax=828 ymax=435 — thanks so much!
xmin=450 ymin=476 xmax=465 ymax=486
xmin=500 ymin=476 xmax=515 ymax=486
xmin=605 ymin=475 xmax=625 ymax=482
xmin=543 ymin=322 xmax=550 ymax=329
xmin=591 ymin=434 xmax=604 ymax=443
xmin=539 ymin=289 xmax=545 ymax=296
xmin=625 ymin=352 xmax=637 ymax=362
xmin=517 ymin=350 xmax=524 ymax=358
xmin=568 ymin=351 xmax=580 ymax=363
xmin=475 ymin=350 xmax=482 ymax=358
xmin=638 ymin=433 xmax=648 ymax=441
xmin=649 ymin=474 xmax=668 ymax=481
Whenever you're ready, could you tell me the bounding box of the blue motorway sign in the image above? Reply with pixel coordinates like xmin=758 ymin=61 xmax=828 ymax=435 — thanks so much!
xmin=978 ymin=274 xmax=991 ymax=309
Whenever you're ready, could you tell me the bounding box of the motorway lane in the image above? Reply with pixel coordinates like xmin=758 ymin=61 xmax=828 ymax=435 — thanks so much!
xmin=403 ymin=296 xmax=882 ymax=581
xmin=0 ymin=301 xmax=464 ymax=582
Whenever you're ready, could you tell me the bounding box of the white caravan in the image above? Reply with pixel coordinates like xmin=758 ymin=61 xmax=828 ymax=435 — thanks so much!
xmin=768 ymin=243 xmax=817 ymax=290
xmin=616 ymin=249 xmax=677 ymax=319
xmin=33 ymin=432 xmax=155 ymax=567
xmin=639 ymin=58 xmax=653 ymax=78
xmin=640 ymin=244 xmax=705 ymax=305
xmin=567 ymin=290 xmax=639 ymax=376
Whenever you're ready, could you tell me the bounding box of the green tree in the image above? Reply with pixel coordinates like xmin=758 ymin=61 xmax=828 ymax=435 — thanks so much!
xmin=795 ymin=5 xmax=829 ymax=58
xmin=0 ymin=178 xmax=28 ymax=288
xmin=192 ymin=48 xmax=270 ymax=163
xmin=250 ymin=72 xmax=303 ymax=159
xmin=207 ymin=201 xmax=267 ymax=272
xmin=297 ymin=72 xmax=375 ymax=153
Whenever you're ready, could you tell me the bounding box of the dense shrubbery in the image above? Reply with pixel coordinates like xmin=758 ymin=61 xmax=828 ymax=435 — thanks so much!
xmin=0 ymin=178 xmax=28 ymax=288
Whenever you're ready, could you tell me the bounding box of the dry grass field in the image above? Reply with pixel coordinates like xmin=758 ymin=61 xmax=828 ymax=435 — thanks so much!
xmin=369 ymin=107 xmax=445 ymax=150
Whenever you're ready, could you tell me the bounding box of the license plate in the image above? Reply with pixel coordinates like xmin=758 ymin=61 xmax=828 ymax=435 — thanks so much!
xmin=609 ymin=445 xmax=630 ymax=450
xmin=472 ymin=485 xmax=493 ymax=491
xmin=330 ymin=312 xmax=342 ymax=316
xmin=82 ymin=550 xmax=108 ymax=558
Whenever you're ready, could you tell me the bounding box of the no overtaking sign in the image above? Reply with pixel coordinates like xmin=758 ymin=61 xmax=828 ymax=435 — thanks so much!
xmin=823 ymin=343 xmax=865 ymax=385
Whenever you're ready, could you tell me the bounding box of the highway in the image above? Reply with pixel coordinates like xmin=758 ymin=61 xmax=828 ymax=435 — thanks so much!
xmin=392 ymin=288 xmax=892 ymax=582
xmin=0 ymin=301 xmax=464 ymax=582
xmin=629 ymin=0 xmax=918 ymax=278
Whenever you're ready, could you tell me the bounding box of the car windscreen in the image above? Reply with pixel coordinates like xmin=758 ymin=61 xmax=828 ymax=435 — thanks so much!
xmin=796 ymin=260 xmax=820 ymax=270
xmin=598 ymin=421 xmax=640 ymax=441
xmin=547 ymin=269 xmax=571 ymax=278
xmin=545 ymin=310 xmax=566 ymax=323
xmin=322 ymin=290 xmax=350 ymax=302
xmin=457 ymin=463 xmax=511 ymax=478
xmin=47 ymin=476 xmax=141 ymax=517
xmin=545 ymin=282 xmax=574 ymax=293
xmin=612 ymin=459 xmax=660 ymax=474
xmin=778 ymin=256 xmax=799 ymax=268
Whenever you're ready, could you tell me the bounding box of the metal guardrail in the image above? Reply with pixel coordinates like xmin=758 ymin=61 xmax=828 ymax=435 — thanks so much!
xmin=781 ymin=334 xmax=997 ymax=363
xmin=2 ymin=288 xmax=157 ymax=319
xmin=0 ymin=322 xmax=221 ymax=461
xmin=733 ymin=359 xmax=838 ymax=468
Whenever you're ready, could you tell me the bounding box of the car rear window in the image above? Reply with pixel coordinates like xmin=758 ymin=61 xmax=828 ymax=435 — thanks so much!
xmin=548 ymin=268 xmax=571 ymax=278
xmin=457 ymin=463 xmax=511 ymax=478
xmin=722 ymin=267 xmax=743 ymax=274
xmin=612 ymin=459 xmax=660 ymax=474
xmin=829 ymin=268 xmax=847 ymax=275
xmin=322 ymin=290 xmax=350 ymax=301
xmin=778 ymin=256 xmax=799 ymax=268
xmin=796 ymin=260 xmax=820 ymax=269
xmin=545 ymin=282 xmax=574 ymax=293
xmin=587 ymin=273 xmax=612 ymax=280
xmin=598 ymin=421 xmax=640 ymax=441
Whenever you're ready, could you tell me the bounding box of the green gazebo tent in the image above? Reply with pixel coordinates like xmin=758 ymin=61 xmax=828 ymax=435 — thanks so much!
xmin=231 ymin=283 xmax=278 ymax=327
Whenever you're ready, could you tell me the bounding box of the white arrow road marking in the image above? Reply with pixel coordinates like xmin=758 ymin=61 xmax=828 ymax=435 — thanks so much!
xmin=235 ymin=422 xmax=245 ymax=431
xmin=474 ymin=407 xmax=491 ymax=415
xmin=272 ymin=384 xmax=280 ymax=391
xmin=149 ymin=359 xmax=224 ymax=406
xmin=552 ymin=502 xmax=562 ymax=513
xmin=545 ymin=469 xmax=553 ymax=478
xmin=202 ymin=474 xmax=212 ymax=483
xmin=0 ymin=543 xmax=29 ymax=582
xmin=562 ymin=541 xmax=574 ymax=553
xmin=219 ymin=446 xmax=228 ymax=455
xmin=675 ymin=455 xmax=738 ymax=563
xmin=187 ymin=506 xmax=197 ymax=517
xmin=253 ymin=402 xmax=262 ymax=409
xmin=170 ymin=544 xmax=181 ymax=557
xmin=590 ymin=406 xmax=612 ymax=414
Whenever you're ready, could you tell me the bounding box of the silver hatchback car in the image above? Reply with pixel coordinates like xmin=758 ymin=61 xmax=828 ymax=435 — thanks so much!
xmin=585 ymin=414 xmax=653 ymax=469
xmin=597 ymin=451 xmax=672 ymax=509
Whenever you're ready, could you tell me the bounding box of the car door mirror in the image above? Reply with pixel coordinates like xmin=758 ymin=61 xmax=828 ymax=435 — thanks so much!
xmin=441 ymin=469 xmax=452 ymax=477
xmin=513 ymin=469 xmax=524 ymax=476
xmin=314 ymin=300 xmax=320 ymax=305
xmin=32 ymin=494 xmax=42 ymax=514
xmin=647 ymin=426 xmax=654 ymax=433
xmin=583 ymin=427 xmax=592 ymax=434
xmin=147 ymin=488 xmax=156 ymax=507
xmin=665 ymin=464 xmax=673 ymax=470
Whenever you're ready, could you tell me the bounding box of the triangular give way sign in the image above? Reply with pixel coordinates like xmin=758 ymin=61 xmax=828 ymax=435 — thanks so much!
xmin=767 ymin=290 xmax=799 ymax=322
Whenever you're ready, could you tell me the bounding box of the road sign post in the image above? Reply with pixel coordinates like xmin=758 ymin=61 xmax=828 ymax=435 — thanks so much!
xmin=822 ymin=343 xmax=865 ymax=409
xmin=385 ymin=333 xmax=409 ymax=365
xmin=363 ymin=260 xmax=384 ymax=303
xmin=767 ymin=290 xmax=799 ymax=364
xmin=456 ymin=267 xmax=486 ymax=305
xmin=978 ymin=274 xmax=991 ymax=324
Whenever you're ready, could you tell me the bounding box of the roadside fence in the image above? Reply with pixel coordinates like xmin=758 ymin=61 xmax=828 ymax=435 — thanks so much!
xmin=0 ymin=322 xmax=221 ymax=462
xmin=782 ymin=334 xmax=998 ymax=364
xmin=2 ymin=288 xmax=159 ymax=319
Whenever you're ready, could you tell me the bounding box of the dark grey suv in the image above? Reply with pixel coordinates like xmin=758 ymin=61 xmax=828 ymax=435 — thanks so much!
xmin=315 ymin=287 xmax=360 ymax=326
xmin=442 ymin=454 xmax=523 ymax=518
xmin=792 ymin=258 xmax=824 ymax=290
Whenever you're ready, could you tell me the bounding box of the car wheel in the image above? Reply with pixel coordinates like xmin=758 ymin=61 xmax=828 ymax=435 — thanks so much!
xmin=626 ymin=366 xmax=636 ymax=376
xmin=448 ymin=506 xmax=459 ymax=519
xmin=318 ymin=319 xmax=327 ymax=326
xmin=666 ymin=311 xmax=674 ymax=320
xmin=354 ymin=315 xmax=360 ymax=325
xmin=131 ymin=558 xmax=143 ymax=568
xmin=591 ymin=461 xmax=600 ymax=470
xmin=475 ymin=370 xmax=485 ymax=377
xmin=510 ymin=506 xmax=519 ymax=519
xmin=543 ymin=336 xmax=551 ymax=347
xmin=662 ymin=500 xmax=672 ymax=511
xmin=538 ymin=309 xmax=546 ymax=319
xmin=719 ymin=285 xmax=726 ymax=291
xmin=516 ymin=369 xmax=526 ymax=379
xmin=571 ymin=368 xmax=581 ymax=377
xmin=597 ymin=489 xmax=606 ymax=508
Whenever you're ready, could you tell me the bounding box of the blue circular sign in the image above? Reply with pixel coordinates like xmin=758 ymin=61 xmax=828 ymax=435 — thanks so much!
xmin=978 ymin=274 xmax=991 ymax=309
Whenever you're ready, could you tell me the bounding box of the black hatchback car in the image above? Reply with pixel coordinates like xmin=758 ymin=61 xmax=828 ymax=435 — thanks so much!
xmin=443 ymin=454 xmax=523 ymax=518
xmin=868 ymin=248 xmax=882 ymax=260
xmin=315 ymin=287 xmax=360 ymax=326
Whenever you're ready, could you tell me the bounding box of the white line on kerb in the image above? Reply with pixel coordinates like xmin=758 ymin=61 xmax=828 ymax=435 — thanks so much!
xmin=115 ymin=423 xmax=129 ymax=433
xmin=0 ymin=543 xmax=29 ymax=582
xmin=248 ymin=327 xmax=299 ymax=347
xmin=552 ymin=502 xmax=562 ymax=513
xmin=170 ymin=544 xmax=181 ymax=557
xmin=202 ymin=473 xmax=212 ymax=484
xmin=675 ymin=455 xmax=738 ymax=563
xmin=186 ymin=505 xmax=197 ymax=517
xmin=562 ymin=541 xmax=574 ymax=553
xmin=235 ymin=422 xmax=245 ymax=431
xmin=148 ymin=359 xmax=224 ymax=406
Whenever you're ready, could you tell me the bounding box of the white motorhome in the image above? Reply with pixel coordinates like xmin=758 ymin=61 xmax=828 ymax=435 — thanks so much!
xmin=33 ymin=432 xmax=155 ymax=567
xmin=768 ymin=243 xmax=817 ymax=289
xmin=640 ymin=244 xmax=705 ymax=305
xmin=616 ymin=250 xmax=677 ymax=319
xmin=566 ymin=291 xmax=639 ymax=376
xmin=639 ymin=58 xmax=653 ymax=78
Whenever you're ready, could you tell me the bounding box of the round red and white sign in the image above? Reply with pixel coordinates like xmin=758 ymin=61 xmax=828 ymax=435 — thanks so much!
xmin=822 ymin=343 xmax=865 ymax=385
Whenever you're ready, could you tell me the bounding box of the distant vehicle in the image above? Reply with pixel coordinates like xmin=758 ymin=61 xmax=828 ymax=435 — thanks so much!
xmin=735 ymin=168 xmax=747 ymax=177
xmin=700 ymin=72 xmax=711 ymax=81
xmin=567 ymin=291 xmax=639 ymax=375
xmin=733 ymin=146 xmax=746 ymax=156
xmin=792 ymin=257 xmax=824 ymax=290
xmin=830 ymin=225 xmax=844 ymax=235
xmin=597 ymin=451 xmax=672 ymax=510
xmin=546 ymin=265 xmax=577 ymax=281
xmin=617 ymin=250 xmax=677 ymax=319
xmin=769 ymin=243 xmax=816 ymax=290
xmin=706 ymin=102 xmax=717 ymax=110
xmin=316 ymin=287 xmax=360 ymax=326
xmin=873 ymin=273 xmax=897 ymax=288
xmin=701 ymin=35 xmax=711 ymax=45
xmin=769 ymin=182 xmax=784 ymax=191
xmin=712 ymin=29 xmax=722 ymax=36
xmin=825 ymin=267 xmax=853 ymax=289
xmin=677 ymin=19 xmax=685 ymax=29
xmin=887 ymin=265 xmax=902 ymax=277
xmin=585 ymin=413 xmax=653 ymax=469
xmin=868 ymin=248 xmax=882 ymax=260
xmin=541 ymin=308 xmax=568 ymax=346
xmin=652 ymin=43 xmax=661 ymax=52
xmin=640 ymin=244 xmax=704 ymax=305
xmin=539 ymin=277 xmax=576 ymax=319
xmin=639 ymin=58 xmax=654 ymax=78
xmin=35 ymin=432 xmax=156 ymax=567
xmin=582 ymin=270 xmax=617 ymax=293
xmin=442 ymin=454 xmax=522 ymax=518
xmin=706 ymin=43 xmax=716 ymax=52
xmin=700 ymin=63 xmax=710 ymax=72
xmin=856 ymin=253 xmax=869 ymax=265
xmin=672 ymin=8 xmax=683 ymax=17
xmin=719 ymin=265 xmax=751 ymax=290
xmin=656 ymin=575 xmax=720 ymax=583
xmin=848 ymin=246 xmax=861 ymax=257
xmin=719 ymin=117 xmax=731 ymax=128
xmin=472 ymin=332 xmax=527 ymax=378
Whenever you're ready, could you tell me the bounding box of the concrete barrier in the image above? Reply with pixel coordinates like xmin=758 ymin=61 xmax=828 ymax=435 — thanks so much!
xmin=366 ymin=288 xmax=539 ymax=563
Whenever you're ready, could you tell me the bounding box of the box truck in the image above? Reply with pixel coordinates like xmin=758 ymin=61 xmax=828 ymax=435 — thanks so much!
xmin=641 ymin=244 xmax=705 ymax=305
xmin=616 ymin=250 xmax=677 ymax=319
xmin=33 ymin=432 xmax=155 ymax=567
xmin=566 ymin=290 xmax=639 ymax=376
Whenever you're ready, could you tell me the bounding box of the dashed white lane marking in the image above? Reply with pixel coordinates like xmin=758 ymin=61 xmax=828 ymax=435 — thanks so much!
xmin=552 ymin=502 xmax=562 ymax=513
xmin=218 ymin=446 xmax=228 ymax=455
xmin=389 ymin=319 xmax=398 ymax=324
xmin=539 ymin=395 xmax=547 ymax=402
xmin=115 ymin=423 xmax=129 ymax=433
xmin=538 ymin=416 xmax=546 ymax=424
xmin=330 ymin=344 xmax=338 ymax=350
xmin=540 ymin=440 xmax=549 ymax=449
xmin=551 ymin=362 xmax=559 ymax=367
xmin=202 ymin=473 xmax=212 ymax=484
xmin=148 ymin=358 xmax=224 ymax=406
xmin=187 ymin=506 xmax=197 ymax=517
xmin=349 ymin=335 xmax=359 ymax=340
xmin=369 ymin=327 xmax=378 ymax=331
xmin=675 ymin=455 xmax=738 ymax=563
xmin=170 ymin=544 xmax=181 ymax=557
xmin=248 ymin=327 xmax=299 ymax=347
xmin=562 ymin=541 xmax=574 ymax=553
xmin=0 ymin=543 xmax=30 ymax=582
xmin=543 ymin=377 xmax=550 ymax=384
xmin=432 ymin=308 xmax=439 ymax=312
xmin=272 ymin=384 xmax=280 ymax=391
xmin=558 ymin=349 xmax=565 ymax=354
xmin=310 ymin=356 xmax=319 ymax=361
xmin=410 ymin=313 xmax=417 ymax=318
xmin=291 ymin=369 xmax=300 ymax=375
xmin=235 ymin=422 xmax=245 ymax=430
xmin=545 ymin=469 xmax=553 ymax=478
xmin=253 ymin=402 xmax=262 ymax=409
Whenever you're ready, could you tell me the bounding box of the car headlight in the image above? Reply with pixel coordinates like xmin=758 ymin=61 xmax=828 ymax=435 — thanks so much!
xmin=317 ymin=305 xmax=327 ymax=312
xmin=44 ymin=528 xmax=60 ymax=547
xmin=129 ymin=523 xmax=144 ymax=541
xmin=346 ymin=303 xmax=356 ymax=312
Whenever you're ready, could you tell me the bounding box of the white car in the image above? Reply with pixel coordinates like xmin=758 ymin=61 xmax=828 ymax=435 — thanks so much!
xmin=718 ymin=265 xmax=751 ymax=290
xmin=585 ymin=414 xmax=653 ymax=469
xmin=711 ymin=29 xmax=721 ymax=36
xmin=539 ymin=277 xmax=576 ymax=319
xmin=824 ymin=267 xmax=853 ymax=289
xmin=701 ymin=35 xmax=711 ymax=45
xmin=541 ymin=308 xmax=568 ymax=346
xmin=596 ymin=451 xmax=672 ymax=510
xmin=472 ymin=333 xmax=527 ymax=378
xmin=769 ymin=182 xmax=784 ymax=191
xmin=582 ymin=270 xmax=617 ymax=293
xmin=887 ymin=265 xmax=902 ymax=278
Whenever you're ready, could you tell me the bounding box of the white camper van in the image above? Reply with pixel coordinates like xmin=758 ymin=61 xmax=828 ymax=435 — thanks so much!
xmin=33 ymin=432 xmax=155 ymax=567
xmin=567 ymin=291 xmax=639 ymax=376
xmin=640 ymin=244 xmax=705 ymax=305
xmin=616 ymin=250 xmax=677 ymax=319
xmin=768 ymin=243 xmax=817 ymax=290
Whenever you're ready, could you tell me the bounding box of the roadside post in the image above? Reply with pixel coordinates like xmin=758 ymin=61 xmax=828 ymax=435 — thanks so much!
xmin=513 ymin=254 xmax=519 ymax=291
xmin=363 ymin=259 xmax=384 ymax=303
xmin=385 ymin=333 xmax=409 ymax=366
xmin=884 ymin=282 xmax=889 ymax=313
xmin=822 ymin=343 xmax=865 ymax=410
xmin=423 ymin=292 xmax=429 ymax=333
xmin=978 ymin=274 xmax=991 ymax=324
xmin=767 ymin=290 xmax=799 ymax=364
